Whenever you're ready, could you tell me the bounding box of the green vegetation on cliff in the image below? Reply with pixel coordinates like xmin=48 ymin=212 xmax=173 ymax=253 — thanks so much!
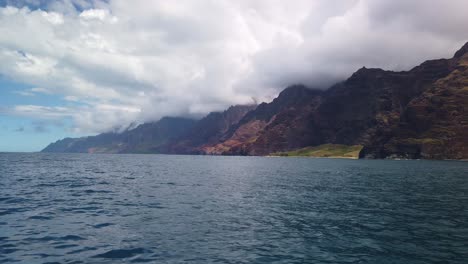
xmin=271 ymin=144 xmax=363 ymax=159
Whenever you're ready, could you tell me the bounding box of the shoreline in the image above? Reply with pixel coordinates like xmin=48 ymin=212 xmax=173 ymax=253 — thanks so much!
xmin=8 ymin=152 xmax=468 ymax=161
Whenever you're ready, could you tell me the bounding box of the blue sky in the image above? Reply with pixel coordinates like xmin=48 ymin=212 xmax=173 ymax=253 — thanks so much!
xmin=0 ymin=0 xmax=90 ymax=152
xmin=0 ymin=76 xmax=82 ymax=152
xmin=0 ymin=0 xmax=467 ymax=152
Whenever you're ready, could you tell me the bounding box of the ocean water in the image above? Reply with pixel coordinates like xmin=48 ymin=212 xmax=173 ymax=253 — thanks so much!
xmin=0 ymin=153 xmax=467 ymax=264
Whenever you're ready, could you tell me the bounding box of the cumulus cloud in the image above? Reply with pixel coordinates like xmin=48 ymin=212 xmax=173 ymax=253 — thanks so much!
xmin=1 ymin=0 xmax=467 ymax=134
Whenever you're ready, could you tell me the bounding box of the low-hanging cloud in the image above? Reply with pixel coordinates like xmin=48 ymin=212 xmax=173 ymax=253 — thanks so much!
xmin=1 ymin=0 xmax=467 ymax=134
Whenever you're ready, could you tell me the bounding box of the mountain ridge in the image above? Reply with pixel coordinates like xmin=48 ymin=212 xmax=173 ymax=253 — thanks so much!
xmin=42 ymin=42 xmax=468 ymax=160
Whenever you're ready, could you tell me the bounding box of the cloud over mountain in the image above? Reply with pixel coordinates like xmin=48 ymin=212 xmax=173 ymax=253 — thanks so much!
xmin=1 ymin=0 xmax=467 ymax=133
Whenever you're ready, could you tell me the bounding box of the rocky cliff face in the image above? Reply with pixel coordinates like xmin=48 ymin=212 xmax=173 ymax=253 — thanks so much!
xmin=166 ymin=104 xmax=257 ymax=154
xmin=362 ymin=43 xmax=468 ymax=159
xmin=42 ymin=42 xmax=468 ymax=160
xmin=202 ymin=47 xmax=462 ymax=157
xmin=209 ymin=85 xmax=323 ymax=155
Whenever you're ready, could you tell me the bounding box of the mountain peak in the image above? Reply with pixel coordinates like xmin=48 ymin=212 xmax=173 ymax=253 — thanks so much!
xmin=454 ymin=41 xmax=468 ymax=58
xmin=349 ymin=67 xmax=385 ymax=79
xmin=277 ymin=84 xmax=322 ymax=99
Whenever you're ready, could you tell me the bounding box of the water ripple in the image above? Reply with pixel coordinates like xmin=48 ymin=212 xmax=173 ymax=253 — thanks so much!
xmin=92 ymin=248 xmax=150 ymax=259
xmin=0 ymin=153 xmax=467 ymax=263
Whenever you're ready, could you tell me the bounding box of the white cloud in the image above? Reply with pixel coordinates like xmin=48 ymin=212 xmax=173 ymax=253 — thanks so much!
xmin=79 ymin=8 xmax=117 ymax=23
xmin=13 ymin=87 xmax=52 ymax=96
xmin=1 ymin=0 xmax=468 ymax=134
xmin=30 ymin=87 xmax=52 ymax=94
xmin=10 ymin=103 xmax=142 ymax=133
xmin=14 ymin=90 xmax=35 ymax=96
xmin=12 ymin=105 xmax=73 ymax=119
xmin=41 ymin=10 xmax=64 ymax=25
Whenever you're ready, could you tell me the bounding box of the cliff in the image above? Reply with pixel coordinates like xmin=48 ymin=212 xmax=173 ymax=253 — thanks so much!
xmin=42 ymin=42 xmax=468 ymax=160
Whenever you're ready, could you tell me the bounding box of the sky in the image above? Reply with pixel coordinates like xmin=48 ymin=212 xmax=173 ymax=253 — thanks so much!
xmin=0 ymin=0 xmax=467 ymax=152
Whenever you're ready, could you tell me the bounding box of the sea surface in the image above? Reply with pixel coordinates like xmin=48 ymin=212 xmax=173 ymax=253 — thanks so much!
xmin=0 ymin=153 xmax=467 ymax=264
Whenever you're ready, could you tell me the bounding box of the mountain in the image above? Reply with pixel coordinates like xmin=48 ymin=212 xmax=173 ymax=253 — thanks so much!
xmin=197 ymin=42 xmax=468 ymax=159
xmin=165 ymin=104 xmax=257 ymax=154
xmin=204 ymin=85 xmax=323 ymax=155
xmin=41 ymin=105 xmax=255 ymax=154
xmin=196 ymin=45 xmax=457 ymax=158
xmin=42 ymin=117 xmax=196 ymax=153
xmin=361 ymin=42 xmax=468 ymax=159
xmin=42 ymin=42 xmax=468 ymax=160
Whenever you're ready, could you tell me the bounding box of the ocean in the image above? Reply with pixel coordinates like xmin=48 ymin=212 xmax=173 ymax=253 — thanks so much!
xmin=1 ymin=153 xmax=467 ymax=263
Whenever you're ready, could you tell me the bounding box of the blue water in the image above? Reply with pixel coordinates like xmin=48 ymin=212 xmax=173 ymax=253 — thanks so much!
xmin=1 ymin=153 xmax=468 ymax=264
